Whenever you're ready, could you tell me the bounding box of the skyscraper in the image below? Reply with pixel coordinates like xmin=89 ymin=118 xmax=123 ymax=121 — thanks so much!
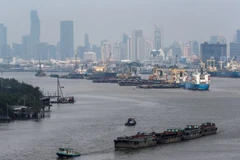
xmin=137 ymin=37 xmax=146 ymax=61
xmin=237 ymin=30 xmax=240 ymax=42
xmin=210 ymin=35 xmax=226 ymax=44
xmin=190 ymin=41 xmax=199 ymax=56
xmin=132 ymin=30 xmax=143 ymax=61
xmin=30 ymin=10 xmax=40 ymax=43
xmin=154 ymin=25 xmax=162 ymax=50
xmin=84 ymin=34 xmax=90 ymax=51
xmin=0 ymin=24 xmax=7 ymax=58
xmin=101 ymin=41 xmax=111 ymax=62
xmin=127 ymin=36 xmax=132 ymax=60
xmin=60 ymin=21 xmax=74 ymax=60
xmin=200 ymin=42 xmax=227 ymax=68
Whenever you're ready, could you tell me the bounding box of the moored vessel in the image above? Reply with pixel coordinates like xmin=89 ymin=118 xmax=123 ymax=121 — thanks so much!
xmin=155 ymin=128 xmax=182 ymax=144
xmin=200 ymin=122 xmax=217 ymax=136
xmin=182 ymin=125 xmax=202 ymax=140
xmin=114 ymin=132 xmax=157 ymax=149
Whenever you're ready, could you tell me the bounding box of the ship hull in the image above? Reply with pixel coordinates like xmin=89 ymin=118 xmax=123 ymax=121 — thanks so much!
xmin=208 ymin=71 xmax=240 ymax=78
xmin=114 ymin=140 xmax=157 ymax=149
xmin=184 ymin=83 xmax=210 ymax=91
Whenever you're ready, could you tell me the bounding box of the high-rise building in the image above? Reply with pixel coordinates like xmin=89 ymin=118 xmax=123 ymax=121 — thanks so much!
xmin=12 ymin=43 xmax=23 ymax=58
xmin=127 ymin=36 xmax=132 ymax=60
xmin=92 ymin=45 xmax=101 ymax=60
xmin=30 ymin=10 xmax=40 ymax=43
xmin=154 ymin=25 xmax=162 ymax=50
xmin=0 ymin=24 xmax=7 ymax=58
xmin=183 ymin=43 xmax=191 ymax=57
xmin=84 ymin=34 xmax=90 ymax=51
xmin=22 ymin=34 xmax=33 ymax=59
xmin=60 ymin=21 xmax=74 ymax=60
xmin=200 ymin=42 xmax=227 ymax=68
xmin=132 ymin=30 xmax=143 ymax=61
xmin=118 ymin=33 xmax=129 ymax=60
xmin=145 ymin=40 xmax=154 ymax=58
xmin=112 ymin=42 xmax=120 ymax=61
xmin=190 ymin=41 xmax=199 ymax=56
xmin=137 ymin=37 xmax=146 ymax=61
xmin=122 ymin=33 xmax=128 ymax=43
xmin=101 ymin=41 xmax=111 ymax=62
xmin=236 ymin=30 xmax=240 ymax=42
xmin=230 ymin=42 xmax=240 ymax=60
xmin=210 ymin=35 xmax=226 ymax=44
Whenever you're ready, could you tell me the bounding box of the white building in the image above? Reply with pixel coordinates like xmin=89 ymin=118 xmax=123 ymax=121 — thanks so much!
xmin=83 ymin=52 xmax=97 ymax=61
xmin=101 ymin=41 xmax=112 ymax=62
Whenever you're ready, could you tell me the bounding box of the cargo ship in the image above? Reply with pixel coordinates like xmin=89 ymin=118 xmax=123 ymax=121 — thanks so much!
xmin=114 ymin=132 xmax=157 ymax=149
xmin=208 ymin=70 xmax=240 ymax=78
xmin=184 ymin=69 xmax=210 ymax=91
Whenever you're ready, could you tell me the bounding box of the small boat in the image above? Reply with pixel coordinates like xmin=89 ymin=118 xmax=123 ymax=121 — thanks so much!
xmin=125 ymin=117 xmax=137 ymax=126
xmin=56 ymin=147 xmax=80 ymax=158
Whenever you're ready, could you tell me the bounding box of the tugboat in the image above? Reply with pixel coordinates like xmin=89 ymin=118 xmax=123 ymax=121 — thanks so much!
xmin=56 ymin=147 xmax=80 ymax=158
xmin=155 ymin=128 xmax=182 ymax=144
xmin=125 ymin=117 xmax=137 ymax=126
xmin=182 ymin=125 xmax=202 ymax=140
xmin=114 ymin=132 xmax=157 ymax=149
xmin=200 ymin=122 xmax=217 ymax=136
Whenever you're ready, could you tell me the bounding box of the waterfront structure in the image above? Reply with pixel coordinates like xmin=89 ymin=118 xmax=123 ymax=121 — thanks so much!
xmin=154 ymin=25 xmax=162 ymax=50
xmin=132 ymin=30 xmax=143 ymax=61
xmin=60 ymin=21 xmax=74 ymax=60
xmin=0 ymin=24 xmax=7 ymax=58
xmin=200 ymin=42 xmax=227 ymax=68
xmin=83 ymin=52 xmax=96 ymax=61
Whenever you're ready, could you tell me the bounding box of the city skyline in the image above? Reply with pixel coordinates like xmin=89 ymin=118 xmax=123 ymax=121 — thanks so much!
xmin=1 ymin=0 xmax=240 ymax=47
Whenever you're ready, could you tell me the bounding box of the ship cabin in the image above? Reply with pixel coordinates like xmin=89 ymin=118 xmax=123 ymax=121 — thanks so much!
xmin=201 ymin=122 xmax=215 ymax=128
xmin=165 ymin=128 xmax=182 ymax=133
xmin=184 ymin=125 xmax=200 ymax=131
xmin=200 ymin=122 xmax=217 ymax=135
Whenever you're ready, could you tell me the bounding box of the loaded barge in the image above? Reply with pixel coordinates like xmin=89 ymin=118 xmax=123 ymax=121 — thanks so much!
xmin=114 ymin=122 xmax=217 ymax=149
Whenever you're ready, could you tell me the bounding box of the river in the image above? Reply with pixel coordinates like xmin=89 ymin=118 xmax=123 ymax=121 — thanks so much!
xmin=0 ymin=72 xmax=240 ymax=160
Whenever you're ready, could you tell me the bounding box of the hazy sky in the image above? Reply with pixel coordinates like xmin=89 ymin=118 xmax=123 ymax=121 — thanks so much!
xmin=1 ymin=0 xmax=240 ymax=48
